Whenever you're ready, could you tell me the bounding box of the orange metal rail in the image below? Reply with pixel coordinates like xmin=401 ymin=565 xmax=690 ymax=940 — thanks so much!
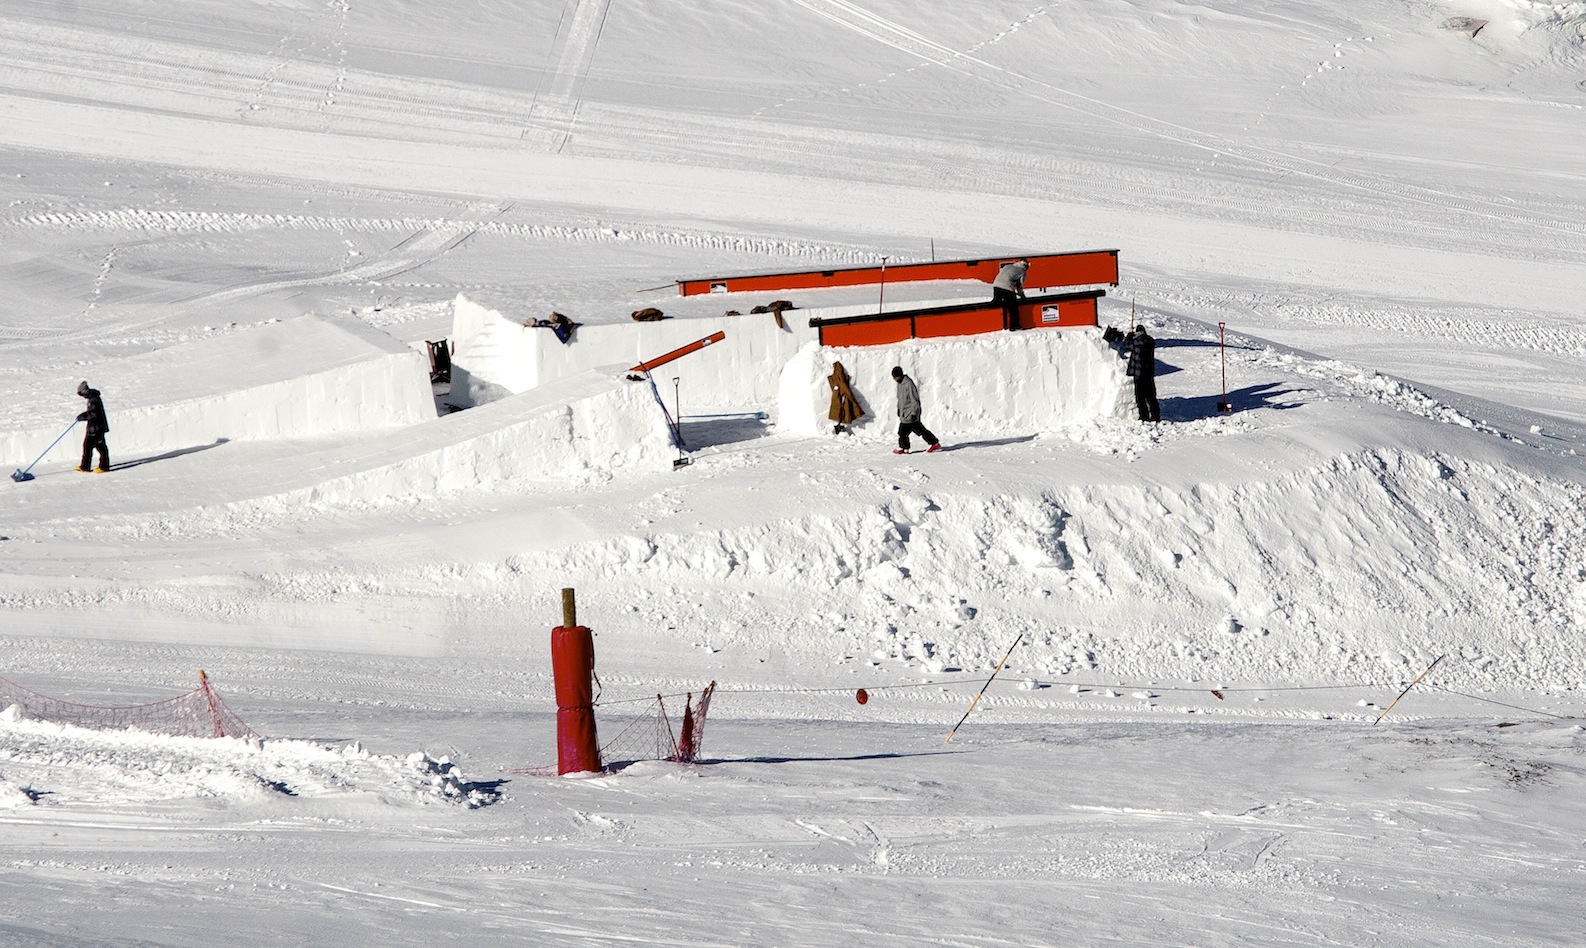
xmin=631 ymin=331 xmax=727 ymax=373
xmin=677 ymin=249 xmax=1119 ymax=297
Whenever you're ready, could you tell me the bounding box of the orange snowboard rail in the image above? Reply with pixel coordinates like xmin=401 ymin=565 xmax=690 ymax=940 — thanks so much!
xmin=631 ymin=331 xmax=726 ymax=373
xmin=808 ymin=290 xmax=1105 ymax=347
xmin=676 ymin=249 xmax=1119 ymax=297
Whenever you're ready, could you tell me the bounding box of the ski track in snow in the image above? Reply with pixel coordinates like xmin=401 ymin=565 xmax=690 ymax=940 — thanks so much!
xmin=8 ymin=207 xmax=879 ymax=262
xmin=776 ymin=0 xmax=1586 ymax=244
xmin=80 ymin=245 xmax=115 ymax=315
xmin=527 ymin=0 xmax=614 ymax=151
xmin=0 ymin=208 xmax=879 ymax=346
xmin=4 ymin=5 xmax=1583 ymax=268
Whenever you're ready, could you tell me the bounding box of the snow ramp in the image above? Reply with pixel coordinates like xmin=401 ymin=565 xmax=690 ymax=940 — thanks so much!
xmin=214 ymin=367 xmax=674 ymax=509
xmin=447 ymin=294 xmax=819 ymax=412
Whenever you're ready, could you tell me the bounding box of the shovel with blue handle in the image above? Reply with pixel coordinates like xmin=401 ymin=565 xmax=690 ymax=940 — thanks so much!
xmin=10 ymin=421 xmax=79 ymax=482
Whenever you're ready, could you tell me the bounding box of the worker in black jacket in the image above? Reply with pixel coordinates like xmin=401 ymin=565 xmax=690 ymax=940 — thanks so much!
xmin=75 ymin=380 xmax=110 ymax=472
xmin=1124 ymin=328 xmax=1160 ymax=422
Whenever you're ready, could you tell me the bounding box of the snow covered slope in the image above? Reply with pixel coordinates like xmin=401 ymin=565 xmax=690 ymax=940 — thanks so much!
xmin=2 ymin=0 xmax=1586 ymax=944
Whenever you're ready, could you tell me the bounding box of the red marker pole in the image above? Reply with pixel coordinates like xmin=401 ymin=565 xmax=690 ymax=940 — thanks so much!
xmin=552 ymin=588 xmax=601 ymax=774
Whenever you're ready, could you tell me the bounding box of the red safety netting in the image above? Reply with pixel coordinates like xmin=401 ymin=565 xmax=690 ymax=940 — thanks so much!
xmin=599 ymin=681 xmax=716 ymax=767
xmin=505 ymin=681 xmax=715 ymax=776
xmin=0 ymin=670 xmax=260 ymax=740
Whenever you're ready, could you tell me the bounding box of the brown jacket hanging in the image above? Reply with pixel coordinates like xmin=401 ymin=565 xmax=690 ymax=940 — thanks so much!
xmin=827 ymin=361 xmax=865 ymax=426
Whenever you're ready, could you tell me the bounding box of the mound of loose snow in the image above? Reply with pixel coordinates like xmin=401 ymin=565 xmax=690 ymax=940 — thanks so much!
xmin=0 ymin=715 xmax=500 ymax=809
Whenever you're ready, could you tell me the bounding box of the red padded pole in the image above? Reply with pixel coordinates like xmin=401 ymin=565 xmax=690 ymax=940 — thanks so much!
xmin=552 ymin=588 xmax=600 ymax=774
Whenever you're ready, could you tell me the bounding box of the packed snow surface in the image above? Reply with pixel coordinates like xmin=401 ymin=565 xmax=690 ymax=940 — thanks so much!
xmin=3 ymin=0 xmax=1586 ymax=945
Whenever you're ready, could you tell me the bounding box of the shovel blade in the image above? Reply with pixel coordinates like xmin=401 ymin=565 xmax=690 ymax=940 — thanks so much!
xmin=11 ymin=469 xmax=33 ymax=482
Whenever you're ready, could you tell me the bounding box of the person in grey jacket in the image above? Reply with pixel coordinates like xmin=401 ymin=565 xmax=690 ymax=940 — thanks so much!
xmin=992 ymin=258 xmax=1029 ymax=330
xmin=891 ymin=366 xmax=941 ymax=454
xmin=75 ymin=380 xmax=110 ymax=472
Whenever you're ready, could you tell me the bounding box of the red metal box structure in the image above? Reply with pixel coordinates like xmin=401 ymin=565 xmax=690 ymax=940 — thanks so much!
xmin=808 ymin=290 xmax=1105 ymax=347
xmin=677 ymin=249 xmax=1119 ymax=297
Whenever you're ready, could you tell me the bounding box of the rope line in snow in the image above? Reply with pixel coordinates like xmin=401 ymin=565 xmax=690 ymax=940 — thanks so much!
xmin=1426 ymin=684 xmax=1569 ymax=720
xmin=592 ymin=677 xmax=1398 ymax=708
xmin=591 ymin=667 xmax=1571 ymax=724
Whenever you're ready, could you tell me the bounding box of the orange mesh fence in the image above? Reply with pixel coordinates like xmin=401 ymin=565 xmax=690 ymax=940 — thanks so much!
xmin=0 ymin=670 xmax=260 ymax=740
xmin=504 ymin=681 xmax=716 ymax=775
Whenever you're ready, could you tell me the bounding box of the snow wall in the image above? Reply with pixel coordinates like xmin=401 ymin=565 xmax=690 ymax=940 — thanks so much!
xmin=777 ymin=330 xmax=1133 ymax=439
xmin=448 ymin=295 xmax=1131 ymax=436
xmin=1 ymin=314 xmax=434 ymax=470
xmin=448 ymin=294 xmax=818 ymax=413
xmin=235 ymin=368 xmax=674 ymax=507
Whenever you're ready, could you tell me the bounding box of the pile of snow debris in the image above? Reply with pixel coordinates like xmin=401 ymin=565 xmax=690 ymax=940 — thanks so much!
xmin=0 ymin=705 xmax=501 ymax=809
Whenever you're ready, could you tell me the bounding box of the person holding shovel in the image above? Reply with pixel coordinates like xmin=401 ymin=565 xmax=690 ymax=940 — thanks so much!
xmin=75 ymin=380 xmax=110 ymax=473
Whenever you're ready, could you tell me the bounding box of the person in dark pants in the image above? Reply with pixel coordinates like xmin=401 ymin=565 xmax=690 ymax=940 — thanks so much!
xmin=891 ymin=366 xmax=941 ymax=454
xmin=1125 ymin=327 xmax=1161 ymax=422
xmin=75 ymin=380 xmax=110 ymax=472
xmin=991 ymin=259 xmax=1029 ymax=331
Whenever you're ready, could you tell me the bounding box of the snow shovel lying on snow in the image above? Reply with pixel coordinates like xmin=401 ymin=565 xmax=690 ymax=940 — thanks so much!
xmin=11 ymin=421 xmax=78 ymax=482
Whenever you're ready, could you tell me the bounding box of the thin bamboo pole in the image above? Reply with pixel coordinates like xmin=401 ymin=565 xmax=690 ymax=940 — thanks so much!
xmin=946 ymin=634 xmax=1023 ymax=743
xmin=1373 ymin=654 xmax=1445 ymax=725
